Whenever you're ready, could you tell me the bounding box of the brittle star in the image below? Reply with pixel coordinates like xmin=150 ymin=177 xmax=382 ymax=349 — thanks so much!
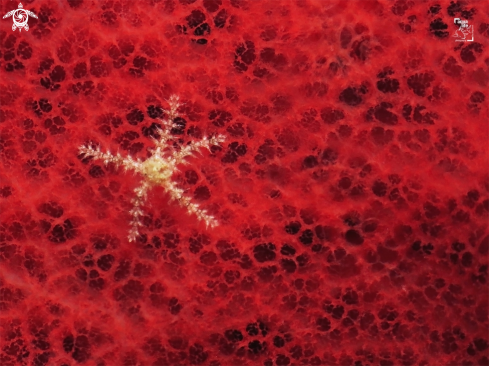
xmin=79 ymin=95 xmax=226 ymax=242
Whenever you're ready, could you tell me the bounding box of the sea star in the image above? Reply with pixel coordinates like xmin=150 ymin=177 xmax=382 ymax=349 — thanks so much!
xmin=79 ymin=95 xmax=226 ymax=242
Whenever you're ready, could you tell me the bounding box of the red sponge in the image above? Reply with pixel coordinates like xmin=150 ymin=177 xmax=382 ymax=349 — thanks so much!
xmin=0 ymin=1 xmax=488 ymax=366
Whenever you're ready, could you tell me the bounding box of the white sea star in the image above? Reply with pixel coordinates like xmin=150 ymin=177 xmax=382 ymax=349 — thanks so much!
xmin=79 ymin=95 xmax=226 ymax=242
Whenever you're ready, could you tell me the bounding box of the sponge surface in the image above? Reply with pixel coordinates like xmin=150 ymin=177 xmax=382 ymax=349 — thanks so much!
xmin=0 ymin=1 xmax=488 ymax=366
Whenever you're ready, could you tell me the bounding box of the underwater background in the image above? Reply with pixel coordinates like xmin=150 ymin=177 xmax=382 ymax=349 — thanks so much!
xmin=0 ymin=0 xmax=488 ymax=365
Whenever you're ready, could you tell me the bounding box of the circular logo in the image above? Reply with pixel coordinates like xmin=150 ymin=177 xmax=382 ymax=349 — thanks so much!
xmin=12 ymin=8 xmax=29 ymax=30
xmin=3 ymin=3 xmax=38 ymax=32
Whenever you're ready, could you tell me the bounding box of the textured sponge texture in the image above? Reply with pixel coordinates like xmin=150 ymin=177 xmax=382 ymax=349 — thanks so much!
xmin=0 ymin=1 xmax=488 ymax=366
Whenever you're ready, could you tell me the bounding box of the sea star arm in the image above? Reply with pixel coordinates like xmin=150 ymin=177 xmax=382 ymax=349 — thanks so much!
xmin=162 ymin=179 xmax=219 ymax=228
xmin=164 ymin=94 xmax=181 ymax=119
xmin=128 ymin=180 xmax=151 ymax=242
xmin=172 ymin=134 xmax=227 ymax=163
xmin=79 ymin=145 xmax=142 ymax=173
xmin=149 ymin=95 xmax=183 ymax=150
xmin=150 ymin=125 xmax=173 ymax=150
